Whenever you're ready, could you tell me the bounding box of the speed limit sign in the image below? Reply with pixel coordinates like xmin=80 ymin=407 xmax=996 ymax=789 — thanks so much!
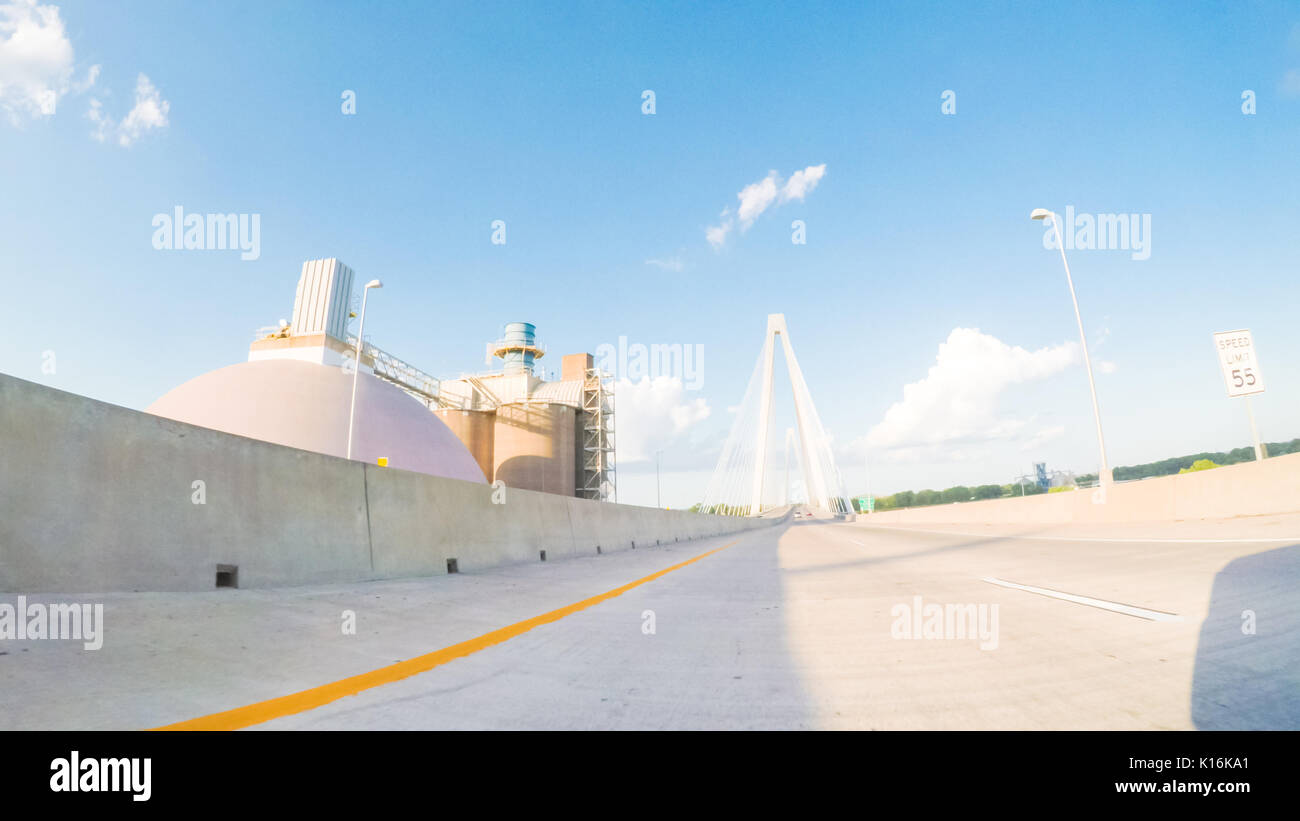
xmin=1213 ymin=329 xmax=1265 ymax=398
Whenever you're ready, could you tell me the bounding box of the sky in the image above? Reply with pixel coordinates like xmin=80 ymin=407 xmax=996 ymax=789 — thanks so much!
xmin=2 ymin=0 xmax=1298 ymax=509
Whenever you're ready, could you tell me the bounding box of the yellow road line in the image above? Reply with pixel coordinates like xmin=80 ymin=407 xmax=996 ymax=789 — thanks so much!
xmin=153 ymin=539 xmax=739 ymax=731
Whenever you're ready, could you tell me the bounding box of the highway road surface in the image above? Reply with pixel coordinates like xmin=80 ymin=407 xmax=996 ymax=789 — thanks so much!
xmin=4 ymin=511 xmax=1298 ymax=730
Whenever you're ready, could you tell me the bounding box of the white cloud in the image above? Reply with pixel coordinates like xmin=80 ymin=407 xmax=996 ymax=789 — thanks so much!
xmin=863 ymin=328 xmax=1079 ymax=454
xmin=86 ymin=94 xmax=107 ymax=140
xmin=736 ymin=171 xmax=779 ymax=227
xmin=1088 ymin=318 xmax=1116 ymax=374
xmin=706 ymin=164 xmax=827 ymax=248
xmin=705 ymin=219 xmax=732 ymax=250
xmin=88 ymin=72 xmax=169 ymax=146
xmin=644 ymin=256 xmax=684 ymax=272
xmin=1 ymin=1 xmax=160 ymax=142
xmin=1091 ymin=319 xmax=1111 ymax=348
xmin=118 ymin=72 xmax=169 ymax=144
xmin=615 ymin=376 xmax=710 ymax=463
xmin=0 ymin=0 xmax=75 ymax=121
xmin=779 ymin=164 xmax=826 ymax=202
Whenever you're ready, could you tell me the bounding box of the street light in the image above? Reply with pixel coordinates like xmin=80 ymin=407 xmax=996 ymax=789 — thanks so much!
xmin=346 ymin=278 xmax=383 ymax=460
xmin=655 ymin=449 xmax=663 ymax=508
xmin=1031 ymin=209 xmax=1112 ymax=495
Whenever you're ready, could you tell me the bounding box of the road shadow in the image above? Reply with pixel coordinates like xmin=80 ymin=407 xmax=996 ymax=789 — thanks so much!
xmin=1191 ymin=543 xmax=1300 ymax=730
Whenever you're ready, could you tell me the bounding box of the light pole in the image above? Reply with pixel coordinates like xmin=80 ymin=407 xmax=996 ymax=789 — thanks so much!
xmin=1031 ymin=209 xmax=1112 ymax=495
xmin=346 ymin=278 xmax=383 ymax=460
xmin=655 ymin=449 xmax=663 ymax=508
xmin=863 ymin=445 xmax=870 ymax=514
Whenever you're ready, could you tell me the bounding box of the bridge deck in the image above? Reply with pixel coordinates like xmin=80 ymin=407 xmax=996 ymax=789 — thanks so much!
xmin=4 ymin=514 xmax=1297 ymax=730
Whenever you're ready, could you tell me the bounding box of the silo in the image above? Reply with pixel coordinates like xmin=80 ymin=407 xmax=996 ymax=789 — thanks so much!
xmin=492 ymin=402 xmax=576 ymax=496
xmin=435 ymin=408 xmax=496 ymax=483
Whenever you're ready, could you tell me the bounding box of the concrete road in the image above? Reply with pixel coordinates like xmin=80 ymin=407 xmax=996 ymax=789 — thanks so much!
xmin=3 ymin=515 xmax=1297 ymax=730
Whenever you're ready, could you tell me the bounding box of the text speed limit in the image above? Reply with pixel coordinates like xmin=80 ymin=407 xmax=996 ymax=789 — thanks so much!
xmin=1213 ymin=329 xmax=1266 ymax=398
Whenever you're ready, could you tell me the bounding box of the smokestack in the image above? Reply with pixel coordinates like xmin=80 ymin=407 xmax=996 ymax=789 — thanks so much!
xmin=493 ymin=322 xmax=545 ymax=374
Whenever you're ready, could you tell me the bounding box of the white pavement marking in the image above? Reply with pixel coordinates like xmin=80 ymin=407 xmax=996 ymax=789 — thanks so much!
xmin=982 ymin=577 xmax=1184 ymax=622
xmin=853 ymin=523 xmax=1300 ymax=544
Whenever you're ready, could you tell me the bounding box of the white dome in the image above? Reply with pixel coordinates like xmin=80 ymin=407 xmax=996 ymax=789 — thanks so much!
xmin=146 ymin=359 xmax=486 ymax=484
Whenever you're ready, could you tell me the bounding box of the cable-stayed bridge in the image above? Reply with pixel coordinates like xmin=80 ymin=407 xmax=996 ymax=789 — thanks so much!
xmin=702 ymin=314 xmax=852 ymax=516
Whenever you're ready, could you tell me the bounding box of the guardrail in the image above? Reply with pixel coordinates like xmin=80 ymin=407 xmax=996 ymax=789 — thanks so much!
xmin=346 ymin=334 xmax=442 ymax=404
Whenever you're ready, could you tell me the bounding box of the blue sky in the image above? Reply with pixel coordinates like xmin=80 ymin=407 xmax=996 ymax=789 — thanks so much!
xmin=2 ymin=0 xmax=1298 ymax=507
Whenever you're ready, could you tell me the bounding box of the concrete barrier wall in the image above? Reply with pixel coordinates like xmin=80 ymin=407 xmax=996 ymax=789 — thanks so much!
xmin=861 ymin=451 xmax=1300 ymax=526
xmin=0 ymin=373 xmax=776 ymax=593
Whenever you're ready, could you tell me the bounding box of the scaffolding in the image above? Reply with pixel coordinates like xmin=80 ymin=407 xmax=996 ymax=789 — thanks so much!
xmin=579 ymin=367 xmax=616 ymax=502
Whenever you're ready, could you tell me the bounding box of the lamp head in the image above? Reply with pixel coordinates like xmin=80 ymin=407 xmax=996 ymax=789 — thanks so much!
xmin=365 ymin=279 xmax=383 ymax=289
xmin=1030 ymin=208 xmax=1053 ymax=221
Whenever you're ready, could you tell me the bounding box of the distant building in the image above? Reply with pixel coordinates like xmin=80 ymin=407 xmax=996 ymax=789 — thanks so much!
xmin=150 ymin=258 xmax=616 ymax=500
xmin=1013 ymin=466 xmax=1077 ymax=489
xmin=434 ymin=326 xmax=616 ymax=502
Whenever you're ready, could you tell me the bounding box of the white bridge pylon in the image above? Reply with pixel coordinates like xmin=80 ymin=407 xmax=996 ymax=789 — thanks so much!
xmin=703 ymin=314 xmax=851 ymax=516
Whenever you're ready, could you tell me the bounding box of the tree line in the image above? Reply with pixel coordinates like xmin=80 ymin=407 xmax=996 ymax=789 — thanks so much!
xmin=860 ymin=437 xmax=1300 ymax=512
xmin=1075 ymin=438 xmax=1300 ymax=484
xmin=693 ymin=438 xmax=1300 ymax=515
xmin=862 ymin=483 xmax=1046 ymax=512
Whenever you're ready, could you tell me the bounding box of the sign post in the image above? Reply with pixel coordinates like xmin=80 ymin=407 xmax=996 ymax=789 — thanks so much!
xmin=1212 ymin=329 xmax=1266 ymax=461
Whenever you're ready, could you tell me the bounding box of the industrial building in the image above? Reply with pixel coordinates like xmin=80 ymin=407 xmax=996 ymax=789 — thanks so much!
xmin=147 ymin=258 xmax=616 ymax=501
